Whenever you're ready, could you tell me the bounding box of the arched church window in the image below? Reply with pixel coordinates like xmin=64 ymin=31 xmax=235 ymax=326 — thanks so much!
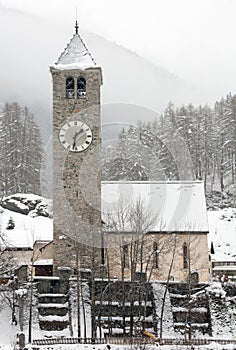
xmin=123 ymin=244 xmax=129 ymax=268
xmin=77 ymin=76 xmax=86 ymax=98
xmin=153 ymin=242 xmax=158 ymax=268
xmin=66 ymin=76 xmax=75 ymax=98
xmin=183 ymin=243 xmax=188 ymax=269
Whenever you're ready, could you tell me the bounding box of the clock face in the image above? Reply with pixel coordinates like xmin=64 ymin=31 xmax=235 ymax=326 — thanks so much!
xmin=59 ymin=120 xmax=92 ymax=152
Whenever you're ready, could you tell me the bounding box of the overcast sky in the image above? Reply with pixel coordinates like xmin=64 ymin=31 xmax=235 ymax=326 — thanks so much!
xmin=0 ymin=0 xmax=235 ymax=99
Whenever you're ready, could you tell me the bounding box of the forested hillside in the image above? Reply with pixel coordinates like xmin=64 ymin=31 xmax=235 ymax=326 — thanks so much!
xmin=0 ymin=102 xmax=44 ymax=196
xmin=1 ymin=93 xmax=235 ymax=205
xmin=103 ymin=93 xmax=236 ymax=206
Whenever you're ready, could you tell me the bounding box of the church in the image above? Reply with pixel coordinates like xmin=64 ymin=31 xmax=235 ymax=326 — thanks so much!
xmin=51 ymin=22 xmax=210 ymax=284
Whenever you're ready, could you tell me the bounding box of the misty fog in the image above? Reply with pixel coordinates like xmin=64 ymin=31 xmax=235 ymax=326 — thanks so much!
xmin=0 ymin=4 xmax=235 ymax=144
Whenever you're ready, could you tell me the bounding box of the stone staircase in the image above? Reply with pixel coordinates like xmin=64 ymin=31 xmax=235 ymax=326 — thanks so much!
xmin=168 ymin=282 xmax=212 ymax=336
xmin=94 ymin=279 xmax=154 ymax=336
xmin=35 ymin=270 xmax=72 ymax=336
xmin=38 ymin=293 xmax=70 ymax=331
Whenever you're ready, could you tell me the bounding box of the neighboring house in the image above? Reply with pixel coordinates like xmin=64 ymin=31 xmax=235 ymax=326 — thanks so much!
xmin=0 ymin=194 xmax=53 ymax=279
xmin=208 ymin=208 xmax=236 ymax=282
xmin=0 ymin=247 xmax=33 ymax=282
xmin=0 ymin=240 xmax=53 ymax=279
xmin=2 ymin=246 xmax=33 ymax=267
xmin=33 ymin=240 xmax=53 ymax=276
xmin=211 ymin=260 xmax=236 ymax=281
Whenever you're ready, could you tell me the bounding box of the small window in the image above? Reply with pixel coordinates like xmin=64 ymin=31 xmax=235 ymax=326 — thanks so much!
xmin=66 ymin=76 xmax=75 ymax=98
xmin=77 ymin=76 xmax=86 ymax=98
xmin=153 ymin=242 xmax=158 ymax=268
xmin=183 ymin=243 xmax=188 ymax=269
xmin=123 ymin=244 xmax=129 ymax=268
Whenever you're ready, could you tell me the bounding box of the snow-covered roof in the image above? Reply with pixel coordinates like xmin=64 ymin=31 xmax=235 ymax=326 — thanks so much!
xmin=33 ymin=259 xmax=53 ymax=266
xmin=102 ymin=181 xmax=208 ymax=232
xmin=54 ymin=31 xmax=96 ymax=70
xmin=213 ymin=265 xmax=236 ymax=271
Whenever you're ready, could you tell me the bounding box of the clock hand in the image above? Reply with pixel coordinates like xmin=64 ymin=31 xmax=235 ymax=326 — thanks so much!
xmin=72 ymin=129 xmax=85 ymax=148
xmin=72 ymin=131 xmax=79 ymax=141
xmin=77 ymin=128 xmax=84 ymax=137
xmin=73 ymin=129 xmax=84 ymax=143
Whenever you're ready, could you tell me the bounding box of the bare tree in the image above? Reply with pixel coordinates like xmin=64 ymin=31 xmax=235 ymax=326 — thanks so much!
xmin=104 ymin=195 xmax=158 ymax=336
xmin=90 ymin=246 xmax=97 ymax=340
xmin=28 ymin=244 xmax=41 ymax=343
xmin=75 ymin=241 xmax=81 ymax=338
xmin=0 ymin=275 xmax=18 ymax=325
xmin=0 ymin=231 xmax=15 ymax=276
xmin=159 ymin=234 xmax=177 ymax=340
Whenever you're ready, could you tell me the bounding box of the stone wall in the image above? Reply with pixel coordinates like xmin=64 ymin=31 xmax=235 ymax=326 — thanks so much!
xmin=104 ymin=232 xmax=210 ymax=283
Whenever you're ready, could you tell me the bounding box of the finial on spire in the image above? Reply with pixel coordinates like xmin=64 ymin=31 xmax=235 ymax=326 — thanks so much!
xmin=75 ymin=20 xmax=79 ymax=35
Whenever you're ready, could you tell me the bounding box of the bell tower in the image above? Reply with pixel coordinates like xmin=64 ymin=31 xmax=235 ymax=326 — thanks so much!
xmin=50 ymin=22 xmax=103 ymax=274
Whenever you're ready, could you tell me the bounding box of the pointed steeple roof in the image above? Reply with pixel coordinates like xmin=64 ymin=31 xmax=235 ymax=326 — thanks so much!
xmin=55 ymin=21 xmax=96 ymax=70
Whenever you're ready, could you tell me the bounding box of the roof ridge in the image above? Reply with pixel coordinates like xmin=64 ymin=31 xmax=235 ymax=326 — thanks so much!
xmin=78 ymin=33 xmax=96 ymax=65
xmin=56 ymin=35 xmax=74 ymax=64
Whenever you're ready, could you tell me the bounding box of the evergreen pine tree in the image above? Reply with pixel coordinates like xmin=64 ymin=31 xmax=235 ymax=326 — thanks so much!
xmin=6 ymin=217 xmax=15 ymax=230
xmin=0 ymin=102 xmax=44 ymax=195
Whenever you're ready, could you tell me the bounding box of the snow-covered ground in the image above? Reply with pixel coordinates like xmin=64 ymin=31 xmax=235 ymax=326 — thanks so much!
xmin=0 ymin=194 xmax=52 ymax=248
xmin=208 ymin=208 xmax=236 ymax=262
xmin=0 ymin=303 xmax=19 ymax=346
xmin=25 ymin=344 xmax=236 ymax=350
xmin=152 ymin=283 xmax=175 ymax=338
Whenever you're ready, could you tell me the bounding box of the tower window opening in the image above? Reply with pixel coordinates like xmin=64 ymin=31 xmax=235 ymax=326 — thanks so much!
xmin=183 ymin=242 xmax=189 ymax=269
xmin=77 ymin=76 xmax=86 ymax=98
xmin=66 ymin=76 xmax=75 ymax=98
xmin=123 ymin=244 xmax=129 ymax=269
xmin=153 ymin=242 xmax=158 ymax=268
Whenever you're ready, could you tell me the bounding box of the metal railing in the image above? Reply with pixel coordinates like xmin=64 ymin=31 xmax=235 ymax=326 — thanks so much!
xmin=106 ymin=337 xmax=236 ymax=346
xmin=32 ymin=337 xmax=106 ymax=346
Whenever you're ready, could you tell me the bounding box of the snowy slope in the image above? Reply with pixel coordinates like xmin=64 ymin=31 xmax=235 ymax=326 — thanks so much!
xmin=0 ymin=194 xmax=52 ymax=248
xmin=208 ymin=208 xmax=236 ymax=262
